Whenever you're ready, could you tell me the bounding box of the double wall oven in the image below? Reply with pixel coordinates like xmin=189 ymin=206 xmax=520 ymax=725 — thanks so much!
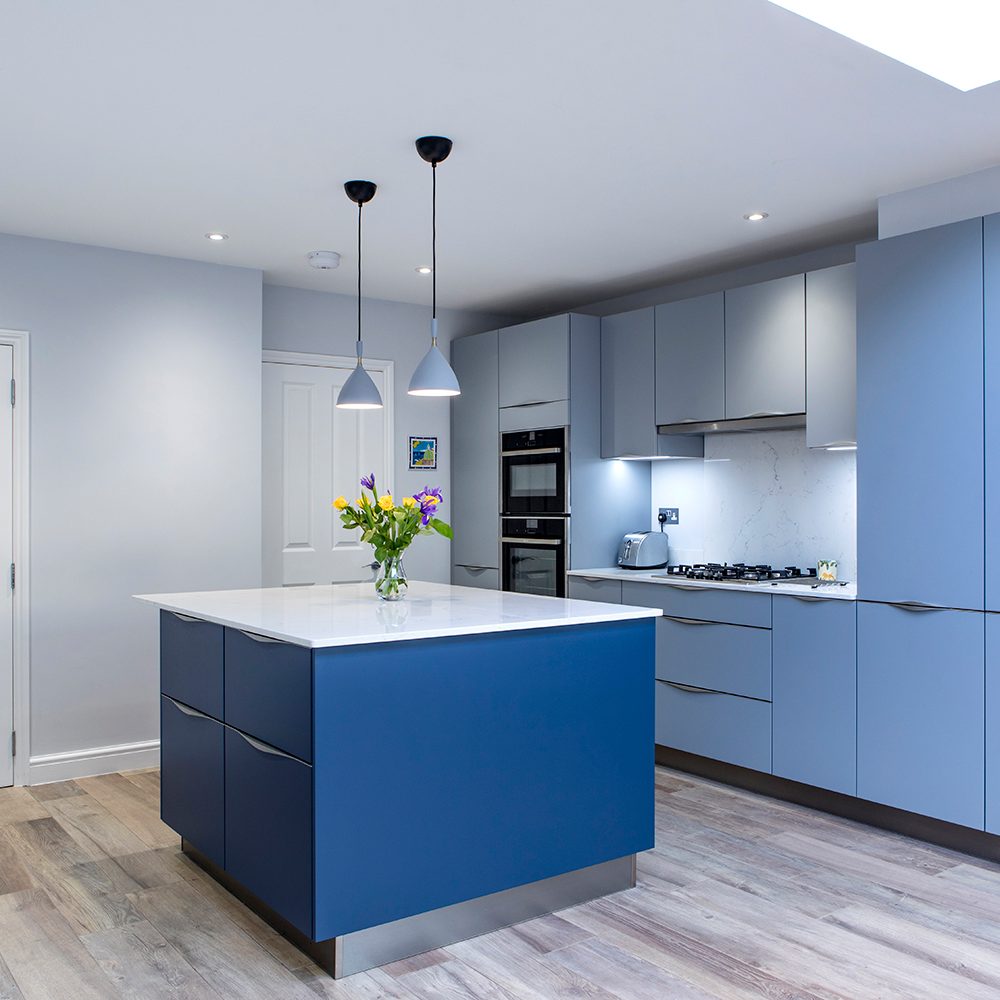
xmin=500 ymin=427 xmax=569 ymax=598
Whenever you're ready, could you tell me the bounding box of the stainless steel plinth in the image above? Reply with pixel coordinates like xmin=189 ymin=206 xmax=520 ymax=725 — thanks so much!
xmin=181 ymin=841 xmax=636 ymax=979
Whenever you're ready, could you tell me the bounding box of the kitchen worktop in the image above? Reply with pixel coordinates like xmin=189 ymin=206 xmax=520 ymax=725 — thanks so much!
xmin=569 ymin=567 xmax=857 ymax=600
xmin=136 ymin=581 xmax=661 ymax=648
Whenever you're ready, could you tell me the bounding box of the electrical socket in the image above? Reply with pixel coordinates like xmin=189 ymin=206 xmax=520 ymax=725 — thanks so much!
xmin=659 ymin=507 xmax=679 ymax=525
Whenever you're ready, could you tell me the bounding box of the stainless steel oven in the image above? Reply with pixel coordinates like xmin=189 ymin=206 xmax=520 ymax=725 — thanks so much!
xmin=501 ymin=516 xmax=567 ymax=598
xmin=501 ymin=427 xmax=568 ymax=516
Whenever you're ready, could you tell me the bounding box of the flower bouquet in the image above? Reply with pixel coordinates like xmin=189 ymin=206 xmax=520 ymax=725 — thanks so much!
xmin=333 ymin=473 xmax=453 ymax=600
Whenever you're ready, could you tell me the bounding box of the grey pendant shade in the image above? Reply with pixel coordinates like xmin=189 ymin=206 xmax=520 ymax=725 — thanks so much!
xmin=408 ymin=136 xmax=461 ymax=398
xmin=337 ymin=180 xmax=384 ymax=410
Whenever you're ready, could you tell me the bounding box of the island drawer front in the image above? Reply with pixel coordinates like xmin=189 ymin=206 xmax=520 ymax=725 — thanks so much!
xmin=568 ymin=577 xmax=622 ymax=603
xmin=160 ymin=696 xmax=225 ymax=868
xmin=225 ymin=728 xmax=313 ymax=938
xmin=655 ymin=680 xmax=772 ymax=773
xmin=224 ymin=628 xmax=312 ymax=762
xmin=656 ymin=617 xmax=771 ymax=700
xmin=160 ymin=610 xmax=224 ymax=719
xmin=622 ymin=582 xmax=771 ymax=628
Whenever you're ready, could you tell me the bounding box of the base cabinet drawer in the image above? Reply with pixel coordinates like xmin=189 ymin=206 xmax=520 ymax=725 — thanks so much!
xmin=656 ymin=617 xmax=770 ymax=700
xmin=568 ymin=577 xmax=622 ymax=604
xmin=160 ymin=696 xmax=225 ymax=867
xmin=160 ymin=611 xmax=224 ymax=719
xmin=225 ymin=728 xmax=313 ymax=936
xmin=655 ymin=680 xmax=771 ymax=772
xmin=857 ymin=602 xmax=984 ymax=829
xmin=224 ymin=628 xmax=312 ymax=762
xmin=772 ymin=597 xmax=857 ymax=796
xmin=623 ymin=582 xmax=771 ymax=628
xmin=452 ymin=565 xmax=500 ymax=591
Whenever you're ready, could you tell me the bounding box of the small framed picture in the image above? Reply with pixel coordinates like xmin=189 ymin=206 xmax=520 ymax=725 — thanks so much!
xmin=409 ymin=436 xmax=438 ymax=470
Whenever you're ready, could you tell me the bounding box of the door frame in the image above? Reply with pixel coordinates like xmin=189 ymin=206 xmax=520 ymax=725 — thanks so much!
xmin=0 ymin=330 xmax=29 ymax=786
xmin=261 ymin=350 xmax=395 ymax=582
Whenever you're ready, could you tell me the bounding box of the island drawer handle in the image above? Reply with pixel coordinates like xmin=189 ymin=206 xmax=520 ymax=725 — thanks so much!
xmin=662 ymin=681 xmax=716 ymax=695
xmin=663 ymin=615 xmax=716 ymax=626
xmin=231 ymin=728 xmax=306 ymax=764
xmin=236 ymin=629 xmax=286 ymax=644
xmin=163 ymin=696 xmax=214 ymax=721
xmin=169 ymin=612 xmax=202 ymax=624
xmin=501 ymin=537 xmax=562 ymax=546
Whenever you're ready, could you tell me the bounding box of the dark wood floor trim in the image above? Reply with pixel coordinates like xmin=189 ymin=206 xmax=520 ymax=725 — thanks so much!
xmin=656 ymin=746 xmax=1000 ymax=863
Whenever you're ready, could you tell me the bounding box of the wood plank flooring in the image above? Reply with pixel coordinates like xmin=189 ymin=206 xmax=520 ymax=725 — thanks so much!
xmin=2 ymin=767 xmax=999 ymax=998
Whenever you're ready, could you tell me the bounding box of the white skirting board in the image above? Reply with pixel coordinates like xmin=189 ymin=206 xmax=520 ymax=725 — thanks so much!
xmin=28 ymin=739 xmax=160 ymax=784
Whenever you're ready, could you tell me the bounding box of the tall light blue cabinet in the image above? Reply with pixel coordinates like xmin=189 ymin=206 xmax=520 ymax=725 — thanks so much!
xmin=857 ymin=602 xmax=985 ymax=829
xmin=985 ymin=214 xmax=1000 ymax=612
xmin=987 ymin=614 xmax=1000 ymax=834
xmin=856 ymin=218 xmax=984 ymax=611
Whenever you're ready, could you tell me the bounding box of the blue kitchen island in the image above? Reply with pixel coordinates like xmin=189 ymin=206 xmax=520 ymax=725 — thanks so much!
xmin=135 ymin=581 xmax=658 ymax=978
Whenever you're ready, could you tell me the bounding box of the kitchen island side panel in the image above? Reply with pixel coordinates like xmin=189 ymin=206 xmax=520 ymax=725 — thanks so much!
xmin=311 ymin=619 xmax=654 ymax=940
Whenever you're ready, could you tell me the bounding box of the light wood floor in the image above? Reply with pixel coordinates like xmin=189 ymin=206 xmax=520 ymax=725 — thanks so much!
xmin=2 ymin=767 xmax=1000 ymax=999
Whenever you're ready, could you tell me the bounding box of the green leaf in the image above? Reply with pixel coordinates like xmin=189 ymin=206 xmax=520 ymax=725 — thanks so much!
xmin=430 ymin=518 xmax=453 ymax=539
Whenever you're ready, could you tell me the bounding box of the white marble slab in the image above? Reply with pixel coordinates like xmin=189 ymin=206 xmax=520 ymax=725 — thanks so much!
xmin=134 ymin=582 xmax=661 ymax=648
xmin=570 ymin=567 xmax=857 ymax=600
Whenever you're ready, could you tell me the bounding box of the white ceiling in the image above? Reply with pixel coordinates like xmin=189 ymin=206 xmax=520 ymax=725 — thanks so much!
xmin=2 ymin=0 xmax=999 ymax=317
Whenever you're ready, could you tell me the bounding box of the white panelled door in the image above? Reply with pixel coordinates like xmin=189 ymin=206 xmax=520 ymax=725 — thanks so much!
xmin=262 ymin=359 xmax=391 ymax=586
xmin=0 ymin=346 xmax=13 ymax=787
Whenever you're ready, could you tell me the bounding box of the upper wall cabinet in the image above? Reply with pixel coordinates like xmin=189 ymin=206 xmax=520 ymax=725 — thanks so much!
xmin=805 ymin=264 xmax=856 ymax=449
xmin=985 ymin=213 xmax=1000 ymax=612
xmin=654 ymin=292 xmax=725 ymax=426
xmin=451 ymin=330 xmax=500 ymax=573
xmin=857 ymin=219 xmax=984 ymax=610
xmin=724 ymin=274 xmax=805 ymax=419
xmin=498 ymin=315 xmax=570 ymax=408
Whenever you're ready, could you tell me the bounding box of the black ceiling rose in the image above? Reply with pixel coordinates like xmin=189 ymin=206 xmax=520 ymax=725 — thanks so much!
xmin=344 ymin=180 xmax=377 ymax=205
xmin=415 ymin=136 xmax=453 ymax=166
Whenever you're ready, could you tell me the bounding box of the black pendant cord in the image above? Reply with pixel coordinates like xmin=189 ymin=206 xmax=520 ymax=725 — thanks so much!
xmin=357 ymin=201 xmax=363 ymax=354
xmin=431 ymin=162 xmax=437 ymax=324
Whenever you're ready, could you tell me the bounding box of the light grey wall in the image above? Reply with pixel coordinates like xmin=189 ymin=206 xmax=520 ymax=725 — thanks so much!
xmin=0 ymin=232 xmax=263 ymax=759
xmin=262 ymin=284 xmax=514 ymax=584
xmin=878 ymin=164 xmax=1000 ymax=238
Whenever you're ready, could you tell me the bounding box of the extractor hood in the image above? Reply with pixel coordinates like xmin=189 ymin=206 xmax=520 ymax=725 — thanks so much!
xmin=657 ymin=412 xmax=806 ymax=436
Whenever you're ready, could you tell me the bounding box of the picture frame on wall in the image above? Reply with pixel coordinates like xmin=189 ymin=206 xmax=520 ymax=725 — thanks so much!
xmin=409 ymin=436 xmax=438 ymax=470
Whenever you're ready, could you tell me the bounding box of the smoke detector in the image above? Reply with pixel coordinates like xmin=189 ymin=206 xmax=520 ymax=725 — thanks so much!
xmin=307 ymin=251 xmax=341 ymax=270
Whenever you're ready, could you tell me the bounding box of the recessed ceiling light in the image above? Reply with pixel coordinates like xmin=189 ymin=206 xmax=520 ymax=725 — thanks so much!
xmin=205 ymin=232 xmax=228 ymax=241
xmin=744 ymin=212 xmax=769 ymax=222
xmin=767 ymin=1 xmax=1000 ymax=91
xmin=415 ymin=265 xmax=433 ymax=274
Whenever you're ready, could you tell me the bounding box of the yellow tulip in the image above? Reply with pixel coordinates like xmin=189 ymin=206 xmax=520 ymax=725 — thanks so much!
xmin=333 ymin=496 xmax=349 ymax=510
xmin=378 ymin=494 xmax=394 ymax=511
xmin=356 ymin=496 xmax=367 ymax=507
xmin=402 ymin=496 xmax=417 ymax=508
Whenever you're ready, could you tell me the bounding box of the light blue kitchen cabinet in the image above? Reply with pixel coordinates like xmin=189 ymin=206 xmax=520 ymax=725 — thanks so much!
xmin=772 ymin=597 xmax=856 ymax=795
xmin=987 ymin=614 xmax=1000 ymax=833
xmin=498 ymin=315 xmax=570 ymax=408
xmin=805 ymin=264 xmax=857 ymax=449
xmin=856 ymin=219 xmax=984 ymax=610
xmin=600 ymin=308 xmax=703 ymax=459
xmin=985 ymin=214 xmax=1000 ymax=612
xmin=451 ymin=330 xmax=500 ymax=575
xmin=654 ymin=292 xmax=725 ymax=427
xmin=621 ymin=581 xmax=771 ymax=628
xmin=857 ymin=602 xmax=985 ymax=829
xmin=452 ymin=565 xmax=500 ymax=590
xmin=567 ymin=576 xmax=623 ymax=603
xmin=724 ymin=274 xmax=805 ymax=419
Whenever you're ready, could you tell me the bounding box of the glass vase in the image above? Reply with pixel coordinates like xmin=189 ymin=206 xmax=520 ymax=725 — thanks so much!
xmin=375 ymin=554 xmax=408 ymax=601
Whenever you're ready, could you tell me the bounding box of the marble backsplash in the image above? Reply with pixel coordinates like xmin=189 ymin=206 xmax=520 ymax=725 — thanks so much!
xmin=648 ymin=429 xmax=857 ymax=581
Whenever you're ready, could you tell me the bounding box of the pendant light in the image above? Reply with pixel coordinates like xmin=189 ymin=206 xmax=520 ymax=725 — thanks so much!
xmin=408 ymin=136 xmax=461 ymax=397
xmin=337 ymin=180 xmax=384 ymax=410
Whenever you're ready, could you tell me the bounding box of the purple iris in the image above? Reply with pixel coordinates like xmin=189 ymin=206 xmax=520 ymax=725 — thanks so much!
xmin=360 ymin=473 xmax=376 ymax=491
xmin=415 ymin=486 xmax=444 ymax=525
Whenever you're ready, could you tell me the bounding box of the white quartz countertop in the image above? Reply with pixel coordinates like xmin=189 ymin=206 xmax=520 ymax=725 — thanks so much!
xmin=569 ymin=567 xmax=857 ymax=601
xmin=134 ymin=581 xmax=661 ymax=648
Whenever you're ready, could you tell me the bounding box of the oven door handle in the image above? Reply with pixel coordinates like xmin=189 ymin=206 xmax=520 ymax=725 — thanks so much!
xmin=501 ymin=537 xmax=562 ymax=546
xmin=501 ymin=448 xmax=564 ymax=457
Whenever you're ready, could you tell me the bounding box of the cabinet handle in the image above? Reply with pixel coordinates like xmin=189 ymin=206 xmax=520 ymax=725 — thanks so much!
xmin=169 ymin=612 xmax=202 ymax=624
xmin=733 ymin=410 xmax=789 ymax=419
xmin=163 ymin=696 xmax=213 ymax=721
xmin=888 ymin=601 xmax=946 ymax=613
xmin=663 ymin=615 xmax=716 ymax=626
xmin=662 ymin=680 xmax=716 ymax=695
xmin=577 ymin=576 xmax=608 ymax=582
xmin=457 ymin=565 xmax=495 ymax=572
xmin=236 ymin=629 xmax=286 ymax=644
xmin=231 ymin=728 xmax=304 ymax=763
